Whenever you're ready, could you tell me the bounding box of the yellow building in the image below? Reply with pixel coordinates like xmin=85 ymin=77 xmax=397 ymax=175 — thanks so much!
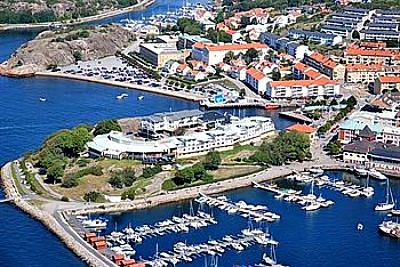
xmin=139 ymin=43 xmax=186 ymax=68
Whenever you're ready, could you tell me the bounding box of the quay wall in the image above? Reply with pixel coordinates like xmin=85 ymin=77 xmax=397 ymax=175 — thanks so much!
xmin=0 ymin=163 xmax=115 ymax=267
xmin=35 ymin=72 xmax=206 ymax=102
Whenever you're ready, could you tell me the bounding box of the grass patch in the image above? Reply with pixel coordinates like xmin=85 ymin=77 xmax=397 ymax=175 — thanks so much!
xmin=220 ymin=145 xmax=259 ymax=157
xmin=210 ymin=166 xmax=262 ymax=180
xmin=208 ymin=79 xmax=241 ymax=91
xmin=162 ymin=179 xmax=177 ymax=191
xmin=96 ymin=158 xmax=141 ymax=169
xmin=10 ymin=163 xmax=25 ymax=195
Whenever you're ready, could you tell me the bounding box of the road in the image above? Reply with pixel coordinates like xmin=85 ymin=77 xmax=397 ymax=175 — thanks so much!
xmin=222 ymin=74 xmax=262 ymax=99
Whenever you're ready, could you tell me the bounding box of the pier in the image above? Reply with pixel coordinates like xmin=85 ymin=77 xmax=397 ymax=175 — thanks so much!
xmin=200 ymin=100 xmax=266 ymax=109
xmin=279 ymin=111 xmax=313 ymax=124
xmin=144 ymin=228 xmax=276 ymax=267
xmin=198 ymin=193 xmax=280 ymax=223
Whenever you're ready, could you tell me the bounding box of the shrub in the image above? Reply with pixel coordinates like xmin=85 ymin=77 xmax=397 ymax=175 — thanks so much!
xmin=60 ymin=196 xmax=69 ymax=202
xmin=161 ymin=179 xmax=176 ymax=191
xmin=141 ymin=165 xmax=162 ymax=179
xmin=83 ymin=191 xmax=104 ymax=202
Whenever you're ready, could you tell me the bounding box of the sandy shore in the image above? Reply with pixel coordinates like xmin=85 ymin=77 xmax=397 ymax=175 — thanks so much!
xmin=35 ymin=72 xmax=206 ymax=102
xmin=0 ymin=0 xmax=155 ymax=31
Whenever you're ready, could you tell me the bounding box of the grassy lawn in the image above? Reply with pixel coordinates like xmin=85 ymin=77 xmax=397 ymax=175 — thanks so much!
xmin=129 ymin=178 xmax=152 ymax=195
xmin=96 ymin=158 xmax=141 ymax=169
xmin=52 ymin=174 xmax=112 ymax=200
xmin=210 ymin=165 xmax=263 ymax=180
xmin=10 ymin=163 xmax=25 ymax=195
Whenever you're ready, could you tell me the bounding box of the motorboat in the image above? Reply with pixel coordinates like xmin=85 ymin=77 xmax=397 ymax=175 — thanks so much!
xmin=81 ymin=218 xmax=107 ymax=229
xmin=375 ymin=180 xmax=395 ymax=211
xmin=39 ymin=97 xmax=47 ymax=102
xmin=357 ymin=223 xmax=364 ymax=231
xmin=368 ymin=169 xmax=387 ymax=181
xmin=137 ymin=95 xmax=144 ymax=100
xmin=354 ymin=167 xmax=368 ymax=176
xmin=116 ymin=93 xmax=128 ymax=100
xmin=391 ymin=209 xmax=400 ymax=216
xmin=378 ymin=220 xmax=400 ymax=239
xmin=302 ymin=202 xmax=321 ymax=211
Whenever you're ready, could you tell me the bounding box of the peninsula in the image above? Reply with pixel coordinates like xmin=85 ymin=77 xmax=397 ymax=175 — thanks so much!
xmin=0 ymin=0 xmax=155 ymax=31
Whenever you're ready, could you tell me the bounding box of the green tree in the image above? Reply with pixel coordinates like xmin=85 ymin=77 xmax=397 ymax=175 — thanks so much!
xmin=330 ymin=99 xmax=338 ymax=106
xmin=83 ymin=191 xmax=104 ymax=202
xmin=94 ymin=119 xmax=122 ymax=136
xmin=204 ymin=151 xmax=222 ymax=166
xmin=73 ymin=50 xmax=82 ymax=62
xmin=47 ymin=161 xmax=65 ymax=182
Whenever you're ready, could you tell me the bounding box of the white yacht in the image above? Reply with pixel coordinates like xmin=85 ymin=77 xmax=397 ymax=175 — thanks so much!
xmin=368 ymin=169 xmax=387 ymax=181
xmin=39 ymin=97 xmax=47 ymax=102
xmin=116 ymin=93 xmax=128 ymax=100
xmin=137 ymin=95 xmax=144 ymax=100
xmin=375 ymin=180 xmax=395 ymax=211
xmin=302 ymin=202 xmax=321 ymax=211
xmin=81 ymin=218 xmax=107 ymax=228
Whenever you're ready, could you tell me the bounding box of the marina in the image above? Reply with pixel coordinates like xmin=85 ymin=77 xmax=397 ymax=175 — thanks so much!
xmin=197 ymin=193 xmax=281 ymax=223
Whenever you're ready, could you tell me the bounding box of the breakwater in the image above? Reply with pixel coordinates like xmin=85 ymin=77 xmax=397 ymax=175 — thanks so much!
xmin=35 ymin=72 xmax=206 ymax=102
xmin=0 ymin=162 xmax=115 ymax=267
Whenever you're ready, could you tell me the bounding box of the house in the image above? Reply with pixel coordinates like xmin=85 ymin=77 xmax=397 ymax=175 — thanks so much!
xmin=185 ymin=70 xmax=207 ymax=81
xmin=192 ymin=42 xmax=269 ymax=65
xmin=246 ymin=67 xmax=271 ymax=95
xmin=342 ymin=140 xmax=376 ymax=164
xmin=266 ymin=78 xmax=340 ymax=99
xmin=176 ymin=63 xmax=191 ymax=76
xmin=224 ymin=30 xmax=242 ymax=43
xmin=374 ymin=76 xmax=400 ymax=94
xmin=303 ymin=52 xmax=346 ymax=80
xmin=286 ymin=124 xmax=317 ymax=140
xmin=230 ymin=66 xmax=247 ymax=81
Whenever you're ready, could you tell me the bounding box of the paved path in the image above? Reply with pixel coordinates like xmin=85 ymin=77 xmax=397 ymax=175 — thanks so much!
xmin=223 ymin=74 xmax=261 ymax=99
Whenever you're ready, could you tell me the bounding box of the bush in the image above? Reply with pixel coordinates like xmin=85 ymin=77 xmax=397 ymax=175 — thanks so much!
xmin=62 ymin=174 xmax=79 ymax=188
xmin=60 ymin=196 xmax=69 ymax=202
xmin=161 ymin=179 xmax=177 ymax=191
xmin=141 ymin=165 xmax=162 ymax=179
xmin=109 ymin=168 xmax=136 ymax=188
xmin=83 ymin=191 xmax=104 ymax=202
xmin=94 ymin=119 xmax=121 ymax=136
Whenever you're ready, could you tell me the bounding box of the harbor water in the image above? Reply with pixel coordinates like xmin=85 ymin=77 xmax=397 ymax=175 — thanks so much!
xmin=103 ymin=171 xmax=400 ymax=267
xmin=0 ymin=1 xmax=399 ymax=266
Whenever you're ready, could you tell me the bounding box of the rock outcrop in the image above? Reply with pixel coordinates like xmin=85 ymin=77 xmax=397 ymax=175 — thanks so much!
xmin=2 ymin=24 xmax=136 ymax=75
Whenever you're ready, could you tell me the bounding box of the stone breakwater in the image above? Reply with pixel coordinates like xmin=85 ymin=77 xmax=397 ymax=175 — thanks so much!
xmin=0 ymin=163 xmax=114 ymax=267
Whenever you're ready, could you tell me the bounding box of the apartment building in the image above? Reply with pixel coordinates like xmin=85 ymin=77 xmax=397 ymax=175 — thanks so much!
xmin=288 ymin=29 xmax=343 ymax=46
xmin=374 ymin=76 xmax=400 ymax=94
xmin=139 ymin=43 xmax=186 ymax=68
xmin=245 ymin=67 xmax=271 ymax=95
xmin=345 ymin=63 xmax=386 ymax=83
xmin=303 ymin=52 xmax=346 ymax=80
xmin=266 ymin=78 xmax=340 ymax=99
xmin=192 ymin=42 xmax=269 ymax=65
xmin=343 ymin=47 xmax=400 ymax=66
xmin=292 ymin=62 xmax=328 ymax=80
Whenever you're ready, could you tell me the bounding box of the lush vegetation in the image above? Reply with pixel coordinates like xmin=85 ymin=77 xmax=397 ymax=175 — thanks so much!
xmin=327 ymin=140 xmax=342 ymax=155
xmin=173 ymin=163 xmax=214 ymax=186
xmin=0 ymin=0 xmax=139 ymax=24
xmin=109 ymin=168 xmax=137 ymax=188
xmin=62 ymin=166 xmax=103 ymax=188
xmin=249 ymin=131 xmax=311 ymax=165
xmin=317 ymin=96 xmax=358 ymax=134
xmin=34 ymin=124 xmax=93 ymax=183
xmin=203 ymin=151 xmax=222 ymax=170
xmin=206 ymin=30 xmax=232 ymax=43
xmin=93 ymin=119 xmax=121 ymax=136
xmin=141 ymin=166 xmax=162 ymax=179
xmin=83 ymin=191 xmax=105 ymax=202
xmin=177 ymin=18 xmax=202 ymax=35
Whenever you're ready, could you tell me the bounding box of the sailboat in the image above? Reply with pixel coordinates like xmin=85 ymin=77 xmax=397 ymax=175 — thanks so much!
xmin=375 ymin=179 xmax=395 ymax=211
xmin=361 ymin=173 xmax=374 ymax=197
xmin=258 ymin=240 xmax=287 ymax=267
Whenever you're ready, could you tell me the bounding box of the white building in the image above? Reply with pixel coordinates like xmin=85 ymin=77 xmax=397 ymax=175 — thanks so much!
xmin=266 ymin=78 xmax=340 ymax=99
xmin=286 ymin=42 xmax=310 ymax=60
xmin=245 ymin=67 xmax=271 ymax=95
xmin=87 ymin=116 xmax=276 ymax=159
xmin=192 ymin=42 xmax=269 ymax=66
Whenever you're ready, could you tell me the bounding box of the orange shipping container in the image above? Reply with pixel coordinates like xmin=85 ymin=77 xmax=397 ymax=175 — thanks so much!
xmin=94 ymin=240 xmax=107 ymax=250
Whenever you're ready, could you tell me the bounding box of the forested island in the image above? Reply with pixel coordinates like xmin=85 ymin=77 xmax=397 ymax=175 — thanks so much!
xmin=0 ymin=0 xmax=139 ymax=24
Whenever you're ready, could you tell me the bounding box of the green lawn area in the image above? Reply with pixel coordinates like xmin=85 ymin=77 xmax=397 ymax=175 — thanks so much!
xmin=10 ymin=163 xmax=25 ymax=195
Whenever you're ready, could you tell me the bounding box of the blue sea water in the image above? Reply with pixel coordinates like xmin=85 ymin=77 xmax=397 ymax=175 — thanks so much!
xmin=0 ymin=1 xmax=399 ymax=266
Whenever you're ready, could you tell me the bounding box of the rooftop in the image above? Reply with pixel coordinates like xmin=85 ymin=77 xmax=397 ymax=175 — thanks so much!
xmin=246 ymin=67 xmax=267 ymax=81
xmin=286 ymin=123 xmax=316 ymax=134
xmin=346 ymin=63 xmax=385 ymax=72
xmin=139 ymin=43 xmax=180 ymax=55
xmin=378 ymin=76 xmax=400 ymax=83
xmin=269 ymin=78 xmax=336 ymax=87
xmin=306 ymin=52 xmax=339 ymax=69
xmin=193 ymin=42 xmax=268 ymax=52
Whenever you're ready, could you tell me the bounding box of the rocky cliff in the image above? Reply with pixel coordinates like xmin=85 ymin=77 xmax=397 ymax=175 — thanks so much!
xmin=2 ymin=24 xmax=136 ymax=75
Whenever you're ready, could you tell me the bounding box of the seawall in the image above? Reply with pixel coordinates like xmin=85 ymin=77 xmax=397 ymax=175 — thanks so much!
xmin=35 ymin=72 xmax=206 ymax=102
xmin=0 ymin=162 xmax=115 ymax=267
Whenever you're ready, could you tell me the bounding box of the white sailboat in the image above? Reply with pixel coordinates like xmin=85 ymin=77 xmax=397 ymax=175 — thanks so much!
xmin=375 ymin=179 xmax=395 ymax=211
xmin=361 ymin=173 xmax=374 ymax=197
